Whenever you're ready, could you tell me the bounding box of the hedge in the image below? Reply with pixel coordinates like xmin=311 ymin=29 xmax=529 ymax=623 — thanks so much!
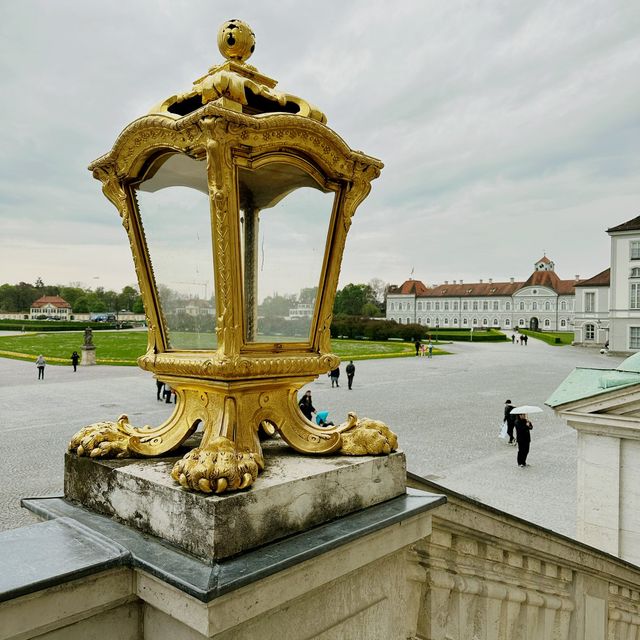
xmin=0 ymin=320 xmax=134 ymax=332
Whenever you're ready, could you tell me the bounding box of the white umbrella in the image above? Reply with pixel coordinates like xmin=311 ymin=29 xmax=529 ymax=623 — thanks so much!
xmin=510 ymin=405 xmax=543 ymax=414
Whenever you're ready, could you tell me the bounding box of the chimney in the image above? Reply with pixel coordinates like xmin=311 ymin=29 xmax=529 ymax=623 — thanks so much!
xmin=510 ymin=277 xmax=514 ymax=284
xmin=489 ymin=278 xmax=493 ymax=284
xmin=459 ymin=279 xmax=463 ymax=284
xmin=575 ymin=274 xmax=580 ymax=280
xmin=479 ymin=279 xmax=483 ymax=283
xmin=453 ymin=280 xmax=456 ymax=284
xmin=444 ymin=280 xmax=449 ymax=285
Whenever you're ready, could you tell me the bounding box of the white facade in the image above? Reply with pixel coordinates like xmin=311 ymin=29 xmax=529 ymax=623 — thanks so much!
xmin=572 ymin=273 xmax=610 ymax=348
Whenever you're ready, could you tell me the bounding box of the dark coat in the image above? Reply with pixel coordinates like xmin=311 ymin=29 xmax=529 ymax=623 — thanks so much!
xmin=299 ymin=397 xmax=315 ymax=420
xmin=330 ymin=367 xmax=340 ymax=378
xmin=504 ymin=403 xmax=516 ymax=427
xmin=514 ymin=417 xmax=532 ymax=444
xmin=346 ymin=363 xmax=355 ymax=376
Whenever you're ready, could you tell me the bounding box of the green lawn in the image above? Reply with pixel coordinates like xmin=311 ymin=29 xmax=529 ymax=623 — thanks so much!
xmin=519 ymin=329 xmax=574 ymax=346
xmin=0 ymin=331 xmax=448 ymax=365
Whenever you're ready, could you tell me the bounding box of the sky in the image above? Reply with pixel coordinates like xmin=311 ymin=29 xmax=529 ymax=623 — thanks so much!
xmin=1 ymin=0 xmax=639 ymax=299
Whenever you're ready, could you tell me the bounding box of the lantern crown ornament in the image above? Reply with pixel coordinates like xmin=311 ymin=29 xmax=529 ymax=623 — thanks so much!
xmin=69 ymin=21 xmax=397 ymax=494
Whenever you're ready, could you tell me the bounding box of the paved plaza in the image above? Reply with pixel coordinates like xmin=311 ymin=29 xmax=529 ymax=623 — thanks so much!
xmin=0 ymin=338 xmax=623 ymax=538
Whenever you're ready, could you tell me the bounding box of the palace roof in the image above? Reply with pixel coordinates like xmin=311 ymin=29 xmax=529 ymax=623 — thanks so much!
xmin=387 ymin=280 xmax=430 ymax=296
xmin=31 ymin=295 xmax=71 ymax=309
xmin=607 ymin=215 xmax=640 ymax=233
xmin=574 ymin=268 xmax=610 ymax=287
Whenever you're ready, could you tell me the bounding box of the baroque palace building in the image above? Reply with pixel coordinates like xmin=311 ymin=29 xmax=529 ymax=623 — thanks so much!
xmin=386 ymin=256 xmax=581 ymax=333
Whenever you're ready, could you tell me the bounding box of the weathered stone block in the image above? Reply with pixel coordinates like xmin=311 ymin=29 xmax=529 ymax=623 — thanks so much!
xmin=64 ymin=440 xmax=406 ymax=561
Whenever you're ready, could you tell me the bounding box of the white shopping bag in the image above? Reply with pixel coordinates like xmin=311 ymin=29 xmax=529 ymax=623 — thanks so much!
xmin=498 ymin=421 xmax=508 ymax=440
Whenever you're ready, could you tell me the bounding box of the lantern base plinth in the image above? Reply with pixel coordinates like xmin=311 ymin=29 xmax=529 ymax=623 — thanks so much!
xmin=64 ymin=439 xmax=407 ymax=561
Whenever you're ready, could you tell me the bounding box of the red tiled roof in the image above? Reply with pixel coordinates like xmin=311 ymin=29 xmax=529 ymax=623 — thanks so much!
xmin=574 ymin=268 xmax=610 ymax=287
xmin=424 ymin=281 xmax=520 ymax=297
xmin=536 ymin=256 xmax=552 ymax=264
xmin=521 ymin=270 xmax=579 ymax=295
xmin=607 ymin=215 xmax=640 ymax=233
xmin=31 ymin=295 xmax=71 ymax=309
xmin=387 ymin=280 xmax=430 ymax=295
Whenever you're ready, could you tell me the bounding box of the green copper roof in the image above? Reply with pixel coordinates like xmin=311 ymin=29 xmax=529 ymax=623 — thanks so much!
xmin=546 ymin=367 xmax=640 ymax=408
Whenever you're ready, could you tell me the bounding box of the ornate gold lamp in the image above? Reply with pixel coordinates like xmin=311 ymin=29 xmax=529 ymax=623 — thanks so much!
xmin=69 ymin=20 xmax=397 ymax=493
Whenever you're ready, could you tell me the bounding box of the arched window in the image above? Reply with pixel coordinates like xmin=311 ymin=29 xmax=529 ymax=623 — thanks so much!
xmin=493 ymin=318 xmax=499 ymax=326
xmin=519 ymin=318 xmax=525 ymax=327
xmin=472 ymin=318 xmax=478 ymax=326
xmin=398 ymin=318 xmax=402 ymax=324
xmin=585 ymin=324 xmax=595 ymax=340
xmin=505 ymin=318 xmax=511 ymax=327
xmin=560 ymin=319 xmax=566 ymax=327
xmin=561 ymin=301 xmax=566 ymax=310
xmin=426 ymin=318 xmax=431 ymax=326
xmin=453 ymin=317 xmax=458 ymax=325
xmin=482 ymin=318 xmax=488 ymax=326
xmin=443 ymin=317 xmax=449 ymax=325
xmin=417 ymin=317 xmax=422 ymax=324
xmin=463 ymin=318 xmax=468 ymax=325
xmin=544 ymin=319 xmax=550 ymax=327
xmin=406 ymin=317 xmax=411 ymax=324
xmin=545 ymin=301 xmax=550 ymax=311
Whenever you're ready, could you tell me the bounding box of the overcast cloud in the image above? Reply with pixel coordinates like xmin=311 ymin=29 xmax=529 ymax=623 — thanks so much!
xmin=1 ymin=1 xmax=639 ymax=297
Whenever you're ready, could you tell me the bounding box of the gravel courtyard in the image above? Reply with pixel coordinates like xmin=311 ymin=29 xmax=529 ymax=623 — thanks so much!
xmin=0 ymin=338 xmax=622 ymax=537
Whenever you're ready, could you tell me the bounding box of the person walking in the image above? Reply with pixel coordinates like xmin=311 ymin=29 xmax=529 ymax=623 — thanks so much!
xmin=504 ymin=399 xmax=516 ymax=445
xmin=156 ymin=379 xmax=165 ymax=401
xmin=511 ymin=333 xmax=516 ymax=344
xmin=346 ymin=360 xmax=355 ymax=390
xmin=524 ymin=334 xmax=528 ymax=346
xmin=427 ymin=341 xmax=433 ymax=358
xmin=35 ymin=354 xmax=46 ymax=380
xmin=298 ymin=390 xmax=316 ymax=421
xmin=414 ymin=339 xmax=421 ymax=356
xmin=330 ymin=366 xmax=340 ymax=388
xmin=70 ymin=351 xmax=80 ymax=372
xmin=515 ymin=413 xmax=533 ymax=467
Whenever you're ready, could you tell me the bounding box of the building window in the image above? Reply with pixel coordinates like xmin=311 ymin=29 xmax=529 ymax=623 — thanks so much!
xmin=398 ymin=318 xmax=402 ymax=324
xmin=561 ymin=319 xmax=566 ymax=327
xmin=505 ymin=318 xmax=511 ymax=327
xmin=520 ymin=301 xmax=525 ymax=311
xmin=493 ymin=318 xmax=499 ymax=326
xmin=425 ymin=318 xmax=430 ymax=325
xmin=406 ymin=317 xmax=411 ymax=324
xmin=631 ymin=327 xmax=640 ymax=349
xmin=462 ymin=318 xmax=468 ymax=325
xmin=482 ymin=318 xmax=488 ymax=326
xmin=473 ymin=301 xmax=478 ymax=311
xmin=493 ymin=301 xmax=499 ymax=310
xmin=585 ymin=292 xmax=595 ymax=313
xmin=426 ymin=302 xmax=431 ymax=310
xmin=585 ymin=324 xmax=595 ymax=340
xmin=632 ymin=267 xmax=640 ymax=277
xmin=545 ymin=301 xmax=550 ymax=311
xmin=435 ymin=302 xmax=440 ymax=311
xmin=463 ymin=301 xmax=468 ymax=311
xmin=417 ymin=302 xmax=422 ymax=311
xmin=444 ymin=301 xmax=449 ymax=311
xmin=544 ymin=319 xmax=550 ymax=327
xmin=506 ymin=302 xmax=511 ymax=311
xmin=631 ymin=241 xmax=640 ymax=260
xmin=519 ymin=318 xmax=525 ymax=327
xmin=417 ymin=317 xmax=422 ymax=324
xmin=453 ymin=301 xmax=459 ymax=310
xmin=444 ymin=318 xmax=449 ymax=325
xmin=482 ymin=301 xmax=488 ymax=311
xmin=631 ymin=284 xmax=640 ymax=309
xmin=453 ymin=317 xmax=458 ymax=325
xmin=561 ymin=301 xmax=566 ymax=310
xmin=472 ymin=318 xmax=478 ymax=326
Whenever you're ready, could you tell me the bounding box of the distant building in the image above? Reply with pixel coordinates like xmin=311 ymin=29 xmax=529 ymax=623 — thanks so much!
xmin=386 ymin=257 xmax=579 ymax=332
xmin=572 ymin=268 xmax=610 ymax=347
xmin=288 ymin=303 xmax=314 ymax=320
xmin=30 ymin=295 xmax=72 ymax=320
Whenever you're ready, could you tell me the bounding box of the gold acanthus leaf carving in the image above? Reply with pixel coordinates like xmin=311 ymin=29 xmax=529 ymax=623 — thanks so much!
xmin=338 ymin=412 xmax=399 ymax=456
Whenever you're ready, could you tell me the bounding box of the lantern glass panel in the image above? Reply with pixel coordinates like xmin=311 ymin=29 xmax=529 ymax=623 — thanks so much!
xmin=238 ymin=163 xmax=335 ymax=344
xmin=136 ymin=154 xmax=216 ymax=349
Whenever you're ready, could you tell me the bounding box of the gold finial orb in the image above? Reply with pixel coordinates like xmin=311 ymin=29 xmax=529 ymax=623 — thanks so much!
xmin=217 ymin=19 xmax=255 ymax=63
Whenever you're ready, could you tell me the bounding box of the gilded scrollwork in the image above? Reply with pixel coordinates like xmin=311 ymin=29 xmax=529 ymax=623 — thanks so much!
xmin=75 ymin=21 xmax=392 ymax=494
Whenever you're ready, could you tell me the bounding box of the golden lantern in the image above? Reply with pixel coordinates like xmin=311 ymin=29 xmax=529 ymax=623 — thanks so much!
xmin=69 ymin=20 xmax=397 ymax=493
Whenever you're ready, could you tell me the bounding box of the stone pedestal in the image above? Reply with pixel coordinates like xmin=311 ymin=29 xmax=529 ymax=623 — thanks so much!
xmin=80 ymin=346 xmax=96 ymax=366
xmin=64 ymin=440 xmax=407 ymax=561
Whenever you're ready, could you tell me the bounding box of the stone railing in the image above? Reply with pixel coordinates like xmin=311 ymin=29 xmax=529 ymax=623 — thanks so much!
xmin=408 ymin=473 xmax=640 ymax=639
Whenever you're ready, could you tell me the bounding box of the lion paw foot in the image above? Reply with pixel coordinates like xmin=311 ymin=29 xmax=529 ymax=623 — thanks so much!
xmin=68 ymin=415 xmax=133 ymax=459
xmin=171 ymin=436 xmax=262 ymax=494
xmin=339 ymin=414 xmax=398 ymax=456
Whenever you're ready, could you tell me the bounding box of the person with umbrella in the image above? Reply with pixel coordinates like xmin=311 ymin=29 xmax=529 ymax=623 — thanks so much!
xmin=510 ymin=405 xmax=542 ymax=467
